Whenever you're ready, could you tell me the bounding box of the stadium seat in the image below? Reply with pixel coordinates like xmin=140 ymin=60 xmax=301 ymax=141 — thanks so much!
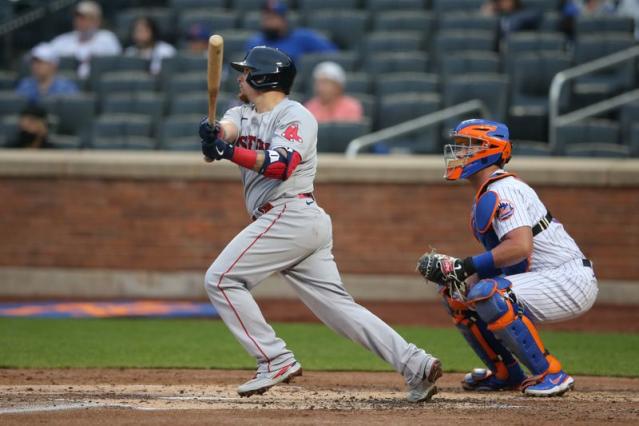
xmin=373 ymin=11 xmax=434 ymax=40
xmin=539 ymin=12 xmax=560 ymax=31
xmin=41 ymin=94 xmax=96 ymax=145
xmin=220 ymin=30 xmax=254 ymax=62
xmin=439 ymin=52 xmax=500 ymax=78
xmin=91 ymin=113 xmax=153 ymax=149
xmin=620 ymin=101 xmax=639 ymax=144
xmin=306 ymin=11 xmax=370 ymax=50
xmin=169 ymin=92 xmax=234 ymax=116
xmin=508 ymin=52 xmax=571 ymax=142
xmin=524 ymin=0 xmax=561 ymax=11
xmin=630 ymin=124 xmax=639 ymax=157
xmin=0 ymin=91 xmax=28 ymax=116
xmin=363 ymin=52 xmax=430 ymax=73
xmin=101 ymin=92 xmax=165 ymax=134
xmin=364 ymin=0 xmax=427 ymax=11
xmin=376 ymin=93 xmax=441 ymax=153
xmin=554 ymin=119 xmax=620 ymax=154
xmin=159 ymin=114 xmax=201 ymax=150
xmin=511 ymin=141 xmax=552 ymax=156
xmin=178 ymin=9 xmax=238 ymax=39
xmin=343 ymin=72 xmax=373 ymax=97
xmin=241 ymin=11 xmax=300 ymax=31
xmin=298 ymin=0 xmax=357 ymax=12
xmin=375 ymin=72 xmax=439 ymax=97
xmin=503 ymin=31 xmax=566 ymax=73
xmin=564 ymin=142 xmax=630 ymax=158
xmin=169 ymin=0 xmax=226 ymax=9
xmin=576 ymin=16 xmax=635 ymax=37
xmin=0 ymin=71 xmax=16 ymax=90
xmin=443 ymin=73 xmax=509 ymax=126
xmin=438 ymin=13 xmax=498 ymax=33
xmin=433 ymin=30 xmax=496 ymax=64
xmin=89 ymin=56 xmax=149 ymax=91
xmin=231 ymin=0 xmax=268 ymax=9
xmin=168 ymin=72 xmax=208 ymax=98
xmin=573 ymin=35 xmax=636 ymax=106
xmin=432 ymin=0 xmax=484 ymax=15
xmin=364 ymin=32 xmax=424 ymax=56
xmin=50 ymin=134 xmax=83 ymax=149
xmin=353 ymin=93 xmax=376 ymax=120
xmin=115 ymin=8 xmax=174 ymax=44
xmin=297 ymin=51 xmax=359 ymax=94
xmin=0 ymin=115 xmax=19 ymax=146
xmin=317 ymin=119 xmax=372 ymax=153
xmin=98 ymin=71 xmax=156 ymax=104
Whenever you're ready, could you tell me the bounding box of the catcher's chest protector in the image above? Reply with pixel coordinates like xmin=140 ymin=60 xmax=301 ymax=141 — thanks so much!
xmin=471 ymin=173 xmax=528 ymax=276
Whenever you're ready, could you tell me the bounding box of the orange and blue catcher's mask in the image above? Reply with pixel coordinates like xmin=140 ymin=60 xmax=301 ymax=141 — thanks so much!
xmin=444 ymin=119 xmax=512 ymax=181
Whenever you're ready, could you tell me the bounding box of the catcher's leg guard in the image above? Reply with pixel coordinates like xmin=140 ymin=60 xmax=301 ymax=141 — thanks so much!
xmin=467 ymin=278 xmax=562 ymax=381
xmin=442 ymin=296 xmax=525 ymax=390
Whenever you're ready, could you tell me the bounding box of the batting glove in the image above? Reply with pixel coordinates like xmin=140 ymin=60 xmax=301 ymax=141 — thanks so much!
xmin=198 ymin=117 xmax=222 ymax=143
xmin=201 ymin=137 xmax=234 ymax=161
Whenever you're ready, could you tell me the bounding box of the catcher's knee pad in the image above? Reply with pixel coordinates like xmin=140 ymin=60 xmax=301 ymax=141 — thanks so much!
xmin=467 ymin=278 xmax=561 ymax=377
xmin=442 ymin=296 xmax=523 ymax=382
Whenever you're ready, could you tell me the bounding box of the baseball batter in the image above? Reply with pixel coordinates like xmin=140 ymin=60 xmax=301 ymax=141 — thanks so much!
xmin=199 ymin=46 xmax=441 ymax=402
xmin=417 ymin=119 xmax=598 ymax=397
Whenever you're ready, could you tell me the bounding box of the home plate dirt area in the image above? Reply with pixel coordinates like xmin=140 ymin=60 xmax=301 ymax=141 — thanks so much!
xmin=1 ymin=369 xmax=638 ymax=425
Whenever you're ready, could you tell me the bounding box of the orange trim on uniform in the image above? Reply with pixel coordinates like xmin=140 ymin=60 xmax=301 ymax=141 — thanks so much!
xmin=487 ymin=300 xmax=516 ymax=331
xmin=521 ymin=315 xmax=547 ymax=354
xmin=474 ymin=172 xmax=517 ymax=202
xmin=466 ymin=279 xmax=498 ymax=304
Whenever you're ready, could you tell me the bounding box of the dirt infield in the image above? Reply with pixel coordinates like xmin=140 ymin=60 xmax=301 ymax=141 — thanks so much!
xmin=1 ymin=369 xmax=638 ymax=425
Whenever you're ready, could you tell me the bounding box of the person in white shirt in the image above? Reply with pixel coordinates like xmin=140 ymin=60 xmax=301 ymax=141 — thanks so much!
xmin=49 ymin=1 xmax=121 ymax=79
xmin=124 ymin=16 xmax=176 ymax=75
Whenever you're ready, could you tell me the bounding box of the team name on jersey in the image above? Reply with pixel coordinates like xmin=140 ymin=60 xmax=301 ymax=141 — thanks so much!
xmin=236 ymin=135 xmax=270 ymax=151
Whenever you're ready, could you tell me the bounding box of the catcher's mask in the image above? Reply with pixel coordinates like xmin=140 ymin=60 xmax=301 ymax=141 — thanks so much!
xmin=444 ymin=119 xmax=511 ymax=181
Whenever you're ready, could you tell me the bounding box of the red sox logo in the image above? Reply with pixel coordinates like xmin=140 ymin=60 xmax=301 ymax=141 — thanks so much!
xmin=283 ymin=123 xmax=303 ymax=143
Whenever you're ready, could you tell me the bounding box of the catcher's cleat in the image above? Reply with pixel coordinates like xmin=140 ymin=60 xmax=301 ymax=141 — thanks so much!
xmin=407 ymin=358 xmax=443 ymax=403
xmin=237 ymin=361 xmax=302 ymax=397
xmin=462 ymin=368 xmax=525 ymax=392
xmin=521 ymin=370 xmax=574 ymax=397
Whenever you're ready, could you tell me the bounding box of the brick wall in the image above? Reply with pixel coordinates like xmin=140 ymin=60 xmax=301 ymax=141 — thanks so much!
xmin=1 ymin=177 xmax=637 ymax=280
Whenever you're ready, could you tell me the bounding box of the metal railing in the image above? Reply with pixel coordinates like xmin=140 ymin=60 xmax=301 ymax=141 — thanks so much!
xmin=345 ymin=99 xmax=489 ymax=158
xmin=548 ymin=45 xmax=639 ymax=150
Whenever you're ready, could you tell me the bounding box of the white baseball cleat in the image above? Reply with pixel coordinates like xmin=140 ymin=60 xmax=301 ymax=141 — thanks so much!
xmin=407 ymin=358 xmax=443 ymax=403
xmin=237 ymin=361 xmax=303 ymax=397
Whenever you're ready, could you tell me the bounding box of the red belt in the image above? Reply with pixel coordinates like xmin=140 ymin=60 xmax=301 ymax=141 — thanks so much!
xmin=252 ymin=193 xmax=314 ymax=221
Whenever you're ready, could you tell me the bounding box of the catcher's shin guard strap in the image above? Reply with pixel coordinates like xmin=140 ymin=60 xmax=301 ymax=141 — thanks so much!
xmin=472 ymin=288 xmax=554 ymax=376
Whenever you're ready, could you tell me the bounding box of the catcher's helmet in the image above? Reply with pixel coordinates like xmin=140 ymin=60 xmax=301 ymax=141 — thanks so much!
xmin=444 ymin=119 xmax=512 ymax=181
xmin=230 ymin=46 xmax=296 ymax=94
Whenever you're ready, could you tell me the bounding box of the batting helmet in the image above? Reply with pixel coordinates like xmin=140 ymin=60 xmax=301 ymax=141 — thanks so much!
xmin=444 ymin=119 xmax=512 ymax=181
xmin=230 ymin=46 xmax=296 ymax=94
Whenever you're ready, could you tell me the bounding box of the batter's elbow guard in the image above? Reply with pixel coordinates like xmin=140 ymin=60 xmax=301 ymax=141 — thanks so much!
xmin=258 ymin=148 xmax=302 ymax=180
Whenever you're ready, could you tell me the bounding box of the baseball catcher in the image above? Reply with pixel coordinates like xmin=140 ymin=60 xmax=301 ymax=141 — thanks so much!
xmin=417 ymin=119 xmax=598 ymax=397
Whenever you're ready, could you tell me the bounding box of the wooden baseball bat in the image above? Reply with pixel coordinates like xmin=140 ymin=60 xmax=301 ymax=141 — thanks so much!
xmin=207 ymin=34 xmax=224 ymax=123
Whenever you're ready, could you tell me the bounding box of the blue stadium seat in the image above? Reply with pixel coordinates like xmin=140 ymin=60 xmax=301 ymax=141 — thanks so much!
xmin=306 ymin=11 xmax=370 ymax=50
xmin=91 ymin=114 xmax=154 ymax=149
xmin=375 ymin=72 xmax=439 ymax=97
xmin=555 ymin=119 xmax=620 ymax=154
xmin=576 ymin=16 xmax=635 ymax=37
xmin=363 ymin=52 xmax=430 ymax=73
xmin=564 ymin=142 xmax=630 ymax=158
xmin=317 ymin=119 xmax=372 ymax=153
xmin=365 ymin=0 xmax=427 ymax=11
xmin=159 ymin=114 xmax=201 ymax=150
xmin=511 ymin=140 xmax=552 ymax=156
xmin=433 ymin=30 xmax=496 ymax=64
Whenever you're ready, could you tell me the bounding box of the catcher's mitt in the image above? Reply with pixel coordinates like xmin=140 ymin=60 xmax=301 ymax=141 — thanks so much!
xmin=416 ymin=250 xmax=474 ymax=300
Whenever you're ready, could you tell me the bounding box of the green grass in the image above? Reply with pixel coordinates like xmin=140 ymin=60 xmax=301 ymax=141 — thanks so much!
xmin=1 ymin=318 xmax=637 ymax=377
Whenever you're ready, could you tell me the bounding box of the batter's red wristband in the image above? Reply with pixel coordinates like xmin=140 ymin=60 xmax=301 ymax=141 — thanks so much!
xmin=230 ymin=146 xmax=258 ymax=170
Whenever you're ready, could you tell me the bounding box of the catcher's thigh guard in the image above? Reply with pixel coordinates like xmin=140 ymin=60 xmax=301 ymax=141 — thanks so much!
xmin=443 ymin=296 xmax=524 ymax=382
xmin=467 ymin=278 xmax=562 ymax=377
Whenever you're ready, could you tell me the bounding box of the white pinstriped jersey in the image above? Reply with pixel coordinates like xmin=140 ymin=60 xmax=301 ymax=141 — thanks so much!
xmin=223 ymin=98 xmax=317 ymax=216
xmin=487 ymin=170 xmax=585 ymax=271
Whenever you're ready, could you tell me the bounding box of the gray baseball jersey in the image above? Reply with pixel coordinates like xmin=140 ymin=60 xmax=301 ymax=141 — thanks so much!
xmin=206 ymin=98 xmax=437 ymax=388
xmin=223 ymin=99 xmax=316 ymax=217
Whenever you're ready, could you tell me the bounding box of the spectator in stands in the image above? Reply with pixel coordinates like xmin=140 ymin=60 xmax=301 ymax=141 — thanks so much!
xmin=304 ymin=62 xmax=363 ymax=123
xmin=185 ymin=22 xmax=213 ymax=55
xmin=49 ymin=1 xmax=121 ymax=79
xmin=7 ymin=105 xmax=56 ymax=149
xmin=481 ymin=0 xmax=542 ymax=49
xmin=246 ymin=0 xmax=336 ymax=64
xmin=124 ymin=16 xmax=176 ymax=75
xmin=574 ymin=0 xmax=617 ymax=15
xmin=558 ymin=0 xmax=580 ymax=38
xmin=16 ymin=43 xmax=79 ymax=104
